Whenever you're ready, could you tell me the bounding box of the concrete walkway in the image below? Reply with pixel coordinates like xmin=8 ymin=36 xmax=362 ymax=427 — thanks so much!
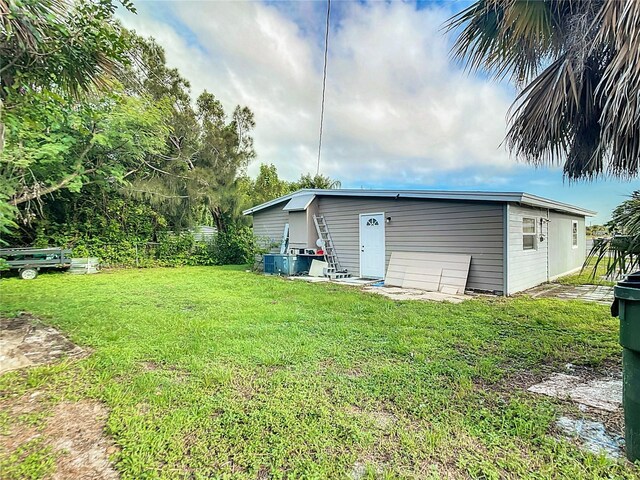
xmin=524 ymin=284 xmax=614 ymax=305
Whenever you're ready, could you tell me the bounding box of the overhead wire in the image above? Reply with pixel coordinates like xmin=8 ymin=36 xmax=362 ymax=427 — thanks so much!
xmin=316 ymin=0 xmax=331 ymax=176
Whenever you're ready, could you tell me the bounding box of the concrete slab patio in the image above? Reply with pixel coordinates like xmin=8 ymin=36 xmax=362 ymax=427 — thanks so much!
xmin=0 ymin=313 xmax=86 ymax=375
xmin=524 ymin=284 xmax=614 ymax=305
xmin=362 ymin=285 xmax=467 ymax=303
xmin=288 ymin=276 xmax=468 ymax=303
xmin=528 ymin=372 xmax=622 ymax=412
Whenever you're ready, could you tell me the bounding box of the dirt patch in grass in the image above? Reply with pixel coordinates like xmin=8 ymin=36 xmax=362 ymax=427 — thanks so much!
xmin=47 ymin=401 xmax=119 ymax=479
xmin=0 ymin=395 xmax=118 ymax=479
xmin=0 ymin=313 xmax=86 ymax=375
xmin=346 ymin=404 xmax=397 ymax=432
xmin=139 ymin=360 xmax=190 ymax=384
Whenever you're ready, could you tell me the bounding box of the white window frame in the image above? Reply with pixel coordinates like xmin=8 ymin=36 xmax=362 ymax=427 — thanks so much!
xmin=522 ymin=217 xmax=537 ymax=251
xmin=571 ymin=220 xmax=579 ymax=249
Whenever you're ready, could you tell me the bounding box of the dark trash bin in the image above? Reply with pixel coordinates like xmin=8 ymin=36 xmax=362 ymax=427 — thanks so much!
xmin=612 ymin=271 xmax=640 ymax=462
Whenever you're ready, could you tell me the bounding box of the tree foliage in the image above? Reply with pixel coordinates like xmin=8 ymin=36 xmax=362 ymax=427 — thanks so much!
xmin=119 ymin=34 xmax=257 ymax=232
xmin=0 ymin=2 xmax=338 ymax=265
xmin=239 ymin=164 xmax=342 ymax=210
xmin=291 ymin=173 xmax=341 ymax=190
xmin=241 ymin=164 xmax=291 ymax=207
xmin=0 ymin=0 xmax=133 ymax=97
xmin=1 ymin=0 xmax=135 ymax=240
xmin=447 ymin=0 xmax=640 ymax=181
xmin=2 ymin=86 xmax=169 ymax=215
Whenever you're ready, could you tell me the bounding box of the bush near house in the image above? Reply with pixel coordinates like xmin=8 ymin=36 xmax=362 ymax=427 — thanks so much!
xmin=62 ymin=227 xmax=264 ymax=268
xmin=14 ymin=199 xmax=263 ymax=268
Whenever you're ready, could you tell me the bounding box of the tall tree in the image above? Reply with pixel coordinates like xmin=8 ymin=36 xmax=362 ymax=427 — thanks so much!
xmin=447 ymin=0 xmax=640 ymax=180
xmin=126 ymin=85 xmax=256 ymax=232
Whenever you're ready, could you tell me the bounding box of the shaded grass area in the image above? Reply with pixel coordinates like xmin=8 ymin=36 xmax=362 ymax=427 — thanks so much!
xmin=1 ymin=266 xmax=637 ymax=479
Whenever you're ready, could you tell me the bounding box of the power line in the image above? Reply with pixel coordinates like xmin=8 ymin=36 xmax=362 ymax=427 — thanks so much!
xmin=316 ymin=0 xmax=330 ymax=176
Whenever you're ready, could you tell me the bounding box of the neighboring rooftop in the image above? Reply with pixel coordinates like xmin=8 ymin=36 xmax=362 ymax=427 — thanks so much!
xmin=243 ymin=189 xmax=596 ymax=217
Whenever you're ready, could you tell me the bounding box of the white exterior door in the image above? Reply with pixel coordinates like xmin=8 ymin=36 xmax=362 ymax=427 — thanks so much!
xmin=359 ymin=213 xmax=385 ymax=279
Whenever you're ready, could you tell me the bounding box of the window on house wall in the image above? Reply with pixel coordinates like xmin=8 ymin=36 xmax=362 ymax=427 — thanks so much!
xmin=523 ymin=217 xmax=537 ymax=250
xmin=572 ymin=220 xmax=578 ymax=248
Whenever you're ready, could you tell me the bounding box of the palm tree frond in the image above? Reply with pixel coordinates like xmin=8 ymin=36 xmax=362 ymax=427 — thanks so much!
xmin=594 ymin=0 xmax=640 ymax=180
xmin=446 ymin=0 xmax=563 ymax=84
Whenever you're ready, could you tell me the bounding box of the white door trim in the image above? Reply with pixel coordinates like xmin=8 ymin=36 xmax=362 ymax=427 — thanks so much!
xmin=358 ymin=212 xmax=386 ymax=279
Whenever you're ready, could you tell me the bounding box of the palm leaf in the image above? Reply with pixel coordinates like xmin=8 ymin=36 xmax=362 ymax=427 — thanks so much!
xmin=446 ymin=0 xmax=564 ymax=84
xmin=593 ymin=0 xmax=640 ymax=179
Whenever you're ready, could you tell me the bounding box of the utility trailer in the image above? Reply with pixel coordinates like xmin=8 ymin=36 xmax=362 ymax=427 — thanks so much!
xmin=0 ymin=247 xmax=72 ymax=279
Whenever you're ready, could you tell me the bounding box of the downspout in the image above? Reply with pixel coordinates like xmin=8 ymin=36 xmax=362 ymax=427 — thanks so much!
xmin=546 ymin=208 xmax=550 ymax=282
xmin=503 ymin=203 xmax=509 ymax=296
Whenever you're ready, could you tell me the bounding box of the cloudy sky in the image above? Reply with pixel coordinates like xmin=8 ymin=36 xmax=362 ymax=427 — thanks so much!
xmin=118 ymin=0 xmax=635 ymax=224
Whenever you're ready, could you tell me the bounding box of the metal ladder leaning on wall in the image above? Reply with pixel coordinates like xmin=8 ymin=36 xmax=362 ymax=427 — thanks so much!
xmin=313 ymin=215 xmax=350 ymax=279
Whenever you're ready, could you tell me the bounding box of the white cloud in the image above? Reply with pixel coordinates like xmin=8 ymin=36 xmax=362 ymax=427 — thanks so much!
xmin=118 ymin=1 xmax=515 ymax=186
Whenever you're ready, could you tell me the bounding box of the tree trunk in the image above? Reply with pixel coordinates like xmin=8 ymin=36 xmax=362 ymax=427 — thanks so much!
xmin=0 ymin=97 xmax=4 ymax=157
xmin=212 ymin=206 xmax=226 ymax=233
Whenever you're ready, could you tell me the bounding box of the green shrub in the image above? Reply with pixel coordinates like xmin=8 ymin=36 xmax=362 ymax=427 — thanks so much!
xmin=211 ymin=226 xmax=262 ymax=265
xmin=28 ymin=227 xmax=265 ymax=268
xmin=19 ymin=196 xmax=265 ymax=268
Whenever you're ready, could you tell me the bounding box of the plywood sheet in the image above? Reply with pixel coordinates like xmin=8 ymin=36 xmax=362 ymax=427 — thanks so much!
xmin=384 ymin=262 xmax=406 ymax=287
xmin=384 ymin=252 xmax=471 ymax=294
xmin=402 ymin=266 xmax=442 ymax=291
xmin=309 ymin=259 xmax=328 ymax=277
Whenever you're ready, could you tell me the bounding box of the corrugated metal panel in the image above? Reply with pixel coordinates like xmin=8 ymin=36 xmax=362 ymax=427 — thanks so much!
xmin=317 ymin=196 xmax=504 ymax=293
xmin=192 ymin=225 xmax=217 ymax=242
xmin=252 ymin=204 xmax=289 ymax=253
xmin=283 ymin=194 xmax=316 ymax=211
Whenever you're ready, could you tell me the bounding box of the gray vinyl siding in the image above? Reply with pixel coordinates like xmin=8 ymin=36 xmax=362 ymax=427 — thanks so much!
xmin=548 ymin=211 xmax=586 ymax=278
xmin=507 ymin=204 xmax=549 ymax=294
xmin=317 ymin=196 xmax=504 ymax=293
xmin=252 ymin=203 xmax=289 ymax=253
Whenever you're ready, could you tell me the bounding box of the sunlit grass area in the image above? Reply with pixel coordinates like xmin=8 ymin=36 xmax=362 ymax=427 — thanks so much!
xmin=1 ymin=267 xmax=636 ymax=479
xmin=555 ymin=258 xmax=617 ymax=286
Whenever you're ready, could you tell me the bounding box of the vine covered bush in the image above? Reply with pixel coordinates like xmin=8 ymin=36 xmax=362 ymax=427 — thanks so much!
xmin=22 ymin=198 xmax=265 ymax=267
xmin=42 ymin=228 xmax=264 ymax=268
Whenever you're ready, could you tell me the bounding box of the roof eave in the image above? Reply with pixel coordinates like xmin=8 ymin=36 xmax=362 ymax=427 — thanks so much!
xmin=243 ymin=189 xmax=595 ymax=217
xmin=519 ymin=193 xmax=597 ymax=217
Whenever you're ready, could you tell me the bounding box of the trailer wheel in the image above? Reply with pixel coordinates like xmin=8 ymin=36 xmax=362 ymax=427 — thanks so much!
xmin=19 ymin=268 xmax=38 ymax=280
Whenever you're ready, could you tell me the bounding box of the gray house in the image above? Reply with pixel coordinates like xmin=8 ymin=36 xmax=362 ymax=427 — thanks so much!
xmin=243 ymin=189 xmax=595 ymax=295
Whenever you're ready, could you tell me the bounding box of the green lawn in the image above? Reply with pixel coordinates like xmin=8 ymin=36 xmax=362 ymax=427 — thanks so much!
xmin=0 ymin=267 xmax=637 ymax=479
xmin=554 ymin=259 xmax=616 ymax=287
